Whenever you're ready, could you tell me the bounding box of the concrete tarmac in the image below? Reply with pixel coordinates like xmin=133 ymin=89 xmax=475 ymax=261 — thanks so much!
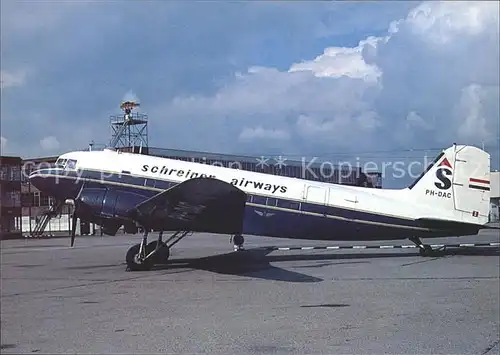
xmin=1 ymin=230 xmax=499 ymax=354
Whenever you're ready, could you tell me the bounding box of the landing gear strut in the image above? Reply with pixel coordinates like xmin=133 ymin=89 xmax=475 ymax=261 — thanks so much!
xmin=409 ymin=236 xmax=445 ymax=257
xmin=126 ymin=229 xmax=189 ymax=271
xmin=231 ymin=234 xmax=245 ymax=251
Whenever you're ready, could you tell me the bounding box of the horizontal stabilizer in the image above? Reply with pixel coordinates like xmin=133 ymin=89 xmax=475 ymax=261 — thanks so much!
xmin=415 ymin=218 xmax=483 ymax=233
xmin=127 ymin=177 xmax=247 ymax=234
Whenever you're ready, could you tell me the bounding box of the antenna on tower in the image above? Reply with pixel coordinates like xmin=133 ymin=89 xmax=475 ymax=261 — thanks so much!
xmin=109 ymin=97 xmax=149 ymax=153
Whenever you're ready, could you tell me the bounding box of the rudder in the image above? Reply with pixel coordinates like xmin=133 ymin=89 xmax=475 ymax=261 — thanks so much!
xmin=407 ymin=144 xmax=491 ymax=225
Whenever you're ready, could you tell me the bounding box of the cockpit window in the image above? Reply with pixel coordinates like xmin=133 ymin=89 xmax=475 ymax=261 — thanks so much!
xmin=66 ymin=159 xmax=77 ymax=169
xmin=55 ymin=158 xmax=67 ymax=167
xmin=55 ymin=158 xmax=77 ymax=169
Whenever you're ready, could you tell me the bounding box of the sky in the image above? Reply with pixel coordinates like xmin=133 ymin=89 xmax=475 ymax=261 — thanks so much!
xmin=1 ymin=1 xmax=499 ymax=188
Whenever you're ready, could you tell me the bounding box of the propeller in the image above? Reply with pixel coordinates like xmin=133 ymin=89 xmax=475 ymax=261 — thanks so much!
xmin=70 ymin=210 xmax=78 ymax=247
xmin=67 ymin=184 xmax=87 ymax=247
xmin=66 ymin=198 xmax=78 ymax=247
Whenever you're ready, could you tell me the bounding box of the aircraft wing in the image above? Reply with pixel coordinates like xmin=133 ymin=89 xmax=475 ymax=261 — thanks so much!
xmin=126 ymin=177 xmax=247 ymax=234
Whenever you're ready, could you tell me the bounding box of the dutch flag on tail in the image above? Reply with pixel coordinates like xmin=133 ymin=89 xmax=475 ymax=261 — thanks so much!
xmin=468 ymin=178 xmax=490 ymax=191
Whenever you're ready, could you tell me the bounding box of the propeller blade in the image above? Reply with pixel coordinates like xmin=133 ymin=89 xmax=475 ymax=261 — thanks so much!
xmin=70 ymin=211 xmax=77 ymax=247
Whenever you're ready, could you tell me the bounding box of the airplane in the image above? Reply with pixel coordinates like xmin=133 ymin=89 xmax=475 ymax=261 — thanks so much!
xmin=28 ymin=143 xmax=494 ymax=271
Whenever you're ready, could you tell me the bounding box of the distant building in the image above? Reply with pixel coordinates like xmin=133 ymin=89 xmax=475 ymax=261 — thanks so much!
xmin=20 ymin=155 xmax=74 ymax=236
xmin=0 ymin=156 xmax=22 ymax=239
xmin=365 ymin=172 xmax=383 ymax=189
xmin=139 ymin=146 xmax=376 ymax=187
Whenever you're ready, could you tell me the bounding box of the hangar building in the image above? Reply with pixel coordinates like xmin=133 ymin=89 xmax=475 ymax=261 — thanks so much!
xmin=0 ymin=156 xmax=22 ymax=239
xmin=490 ymin=171 xmax=499 ymax=223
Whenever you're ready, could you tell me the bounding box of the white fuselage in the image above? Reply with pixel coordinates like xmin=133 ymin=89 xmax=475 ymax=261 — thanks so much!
xmin=57 ymin=149 xmax=450 ymax=223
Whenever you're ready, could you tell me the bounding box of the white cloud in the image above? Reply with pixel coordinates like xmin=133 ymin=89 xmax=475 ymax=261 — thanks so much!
xmin=390 ymin=1 xmax=499 ymax=44
xmin=454 ymin=84 xmax=495 ymax=143
xmin=406 ymin=111 xmax=432 ymax=131
xmin=289 ymin=37 xmax=382 ymax=83
xmin=1 ymin=136 xmax=7 ymax=153
xmin=1 ymin=0 xmax=498 ymax=170
xmin=160 ymin=1 xmax=499 ymax=155
xmin=40 ymin=136 xmax=60 ymax=152
xmin=122 ymin=90 xmax=140 ymax=104
xmin=239 ymin=126 xmax=290 ymax=141
xmin=0 ymin=70 xmax=26 ymax=89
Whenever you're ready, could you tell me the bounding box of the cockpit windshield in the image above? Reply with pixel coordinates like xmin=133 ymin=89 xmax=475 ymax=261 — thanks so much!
xmin=66 ymin=159 xmax=77 ymax=169
xmin=55 ymin=158 xmax=67 ymax=167
xmin=55 ymin=158 xmax=77 ymax=169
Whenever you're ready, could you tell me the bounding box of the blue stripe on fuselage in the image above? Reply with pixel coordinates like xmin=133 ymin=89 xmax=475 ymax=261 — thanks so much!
xmin=29 ymin=168 xmax=464 ymax=241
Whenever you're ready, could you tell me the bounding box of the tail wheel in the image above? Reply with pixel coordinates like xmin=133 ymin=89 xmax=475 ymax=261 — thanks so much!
xmin=419 ymin=244 xmax=434 ymax=257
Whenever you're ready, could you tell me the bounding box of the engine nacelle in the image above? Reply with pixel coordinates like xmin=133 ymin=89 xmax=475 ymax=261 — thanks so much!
xmin=75 ymin=186 xmax=150 ymax=233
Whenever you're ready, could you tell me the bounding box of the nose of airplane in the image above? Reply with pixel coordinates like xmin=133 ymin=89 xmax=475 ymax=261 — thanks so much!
xmin=28 ymin=169 xmax=45 ymax=190
xmin=28 ymin=166 xmax=61 ymax=196
xmin=28 ymin=166 xmax=82 ymax=201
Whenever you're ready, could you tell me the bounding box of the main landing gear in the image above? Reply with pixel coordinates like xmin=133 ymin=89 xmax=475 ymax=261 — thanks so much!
xmin=126 ymin=229 xmax=189 ymax=271
xmin=231 ymin=234 xmax=245 ymax=251
xmin=409 ymin=236 xmax=445 ymax=257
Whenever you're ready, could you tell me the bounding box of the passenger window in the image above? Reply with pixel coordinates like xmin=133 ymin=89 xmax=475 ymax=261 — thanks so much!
xmin=252 ymin=195 xmax=267 ymax=205
xmin=277 ymin=199 xmax=300 ymax=210
xmin=144 ymin=179 xmax=156 ymax=188
xmin=117 ymin=174 xmax=137 ymax=185
xmin=266 ymin=198 xmax=277 ymax=206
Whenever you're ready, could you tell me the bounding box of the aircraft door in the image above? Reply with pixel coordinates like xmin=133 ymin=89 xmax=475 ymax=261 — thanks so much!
xmin=327 ymin=188 xmax=358 ymax=205
xmin=306 ymin=186 xmax=327 ymax=204
xmin=304 ymin=186 xmax=330 ymax=238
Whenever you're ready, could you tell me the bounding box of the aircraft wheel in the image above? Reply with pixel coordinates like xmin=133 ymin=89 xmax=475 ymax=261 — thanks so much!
xmin=233 ymin=234 xmax=244 ymax=251
xmin=419 ymin=245 xmax=433 ymax=257
xmin=126 ymin=243 xmax=154 ymax=271
xmin=233 ymin=234 xmax=244 ymax=246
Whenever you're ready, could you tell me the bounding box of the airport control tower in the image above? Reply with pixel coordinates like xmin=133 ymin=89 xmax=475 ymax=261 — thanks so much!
xmin=109 ymin=100 xmax=148 ymax=153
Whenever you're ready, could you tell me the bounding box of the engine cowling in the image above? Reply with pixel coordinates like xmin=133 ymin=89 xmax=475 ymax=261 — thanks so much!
xmin=75 ymin=186 xmax=150 ymax=235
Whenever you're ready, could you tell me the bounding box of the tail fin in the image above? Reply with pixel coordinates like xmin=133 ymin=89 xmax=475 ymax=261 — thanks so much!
xmin=407 ymin=144 xmax=491 ymax=225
